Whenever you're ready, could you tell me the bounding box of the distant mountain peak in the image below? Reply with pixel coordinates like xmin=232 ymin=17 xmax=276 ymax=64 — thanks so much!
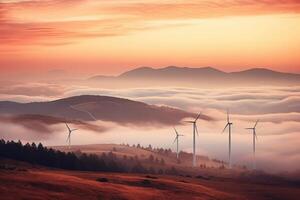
xmin=87 ymin=66 xmax=300 ymax=86
xmin=164 ymin=66 xmax=180 ymax=70
xmin=239 ymin=67 xmax=277 ymax=73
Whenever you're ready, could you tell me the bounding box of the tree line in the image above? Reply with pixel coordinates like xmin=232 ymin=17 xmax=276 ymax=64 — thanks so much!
xmin=0 ymin=140 xmax=178 ymax=175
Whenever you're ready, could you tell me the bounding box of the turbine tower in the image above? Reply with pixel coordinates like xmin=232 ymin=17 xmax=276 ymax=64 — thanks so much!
xmin=173 ymin=127 xmax=184 ymax=160
xmin=246 ymin=119 xmax=259 ymax=170
xmin=222 ymin=110 xmax=233 ymax=169
xmin=185 ymin=112 xmax=201 ymax=167
xmin=65 ymin=123 xmax=77 ymax=150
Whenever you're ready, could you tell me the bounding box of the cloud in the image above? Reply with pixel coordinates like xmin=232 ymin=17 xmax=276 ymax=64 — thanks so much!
xmin=1 ymin=83 xmax=300 ymax=172
xmin=2 ymin=83 xmax=299 ymax=118
xmin=0 ymin=114 xmax=109 ymax=134
xmin=0 ymin=82 xmax=67 ymax=103
xmin=1 ymin=84 xmax=300 ymax=136
xmin=255 ymin=133 xmax=300 ymax=172
xmin=65 ymin=86 xmax=300 ymax=115
xmin=104 ymin=0 xmax=300 ymax=20
xmin=0 ymin=83 xmax=65 ymax=97
xmin=63 ymin=86 xmax=300 ymax=137
xmin=0 ymin=0 xmax=300 ymax=46
xmin=0 ymin=94 xmax=52 ymax=103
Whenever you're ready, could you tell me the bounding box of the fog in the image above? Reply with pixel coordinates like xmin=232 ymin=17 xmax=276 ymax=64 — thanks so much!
xmin=0 ymin=81 xmax=299 ymax=173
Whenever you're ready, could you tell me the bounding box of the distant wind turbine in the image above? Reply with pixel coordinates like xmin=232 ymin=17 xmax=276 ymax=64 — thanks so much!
xmin=70 ymin=105 xmax=97 ymax=121
xmin=246 ymin=119 xmax=259 ymax=170
xmin=185 ymin=112 xmax=201 ymax=167
xmin=222 ymin=110 xmax=233 ymax=169
xmin=65 ymin=123 xmax=78 ymax=149
xmin=173 ymin=127 xmax=184 ymax=160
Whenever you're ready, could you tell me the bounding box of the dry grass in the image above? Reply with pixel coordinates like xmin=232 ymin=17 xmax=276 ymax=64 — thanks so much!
xmin=1 ymin=159 xmax=299 ymax=200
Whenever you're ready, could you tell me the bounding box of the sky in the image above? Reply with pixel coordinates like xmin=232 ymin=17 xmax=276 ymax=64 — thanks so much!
xmin=0 ymin=0 xmax=300 ymax=77
xmin=0 ymin=0 xmax=300 ymax=172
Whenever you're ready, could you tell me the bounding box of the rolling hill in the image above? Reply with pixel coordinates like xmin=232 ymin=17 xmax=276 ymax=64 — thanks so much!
xmin=0 ymin=95 xmax=201 ymax=126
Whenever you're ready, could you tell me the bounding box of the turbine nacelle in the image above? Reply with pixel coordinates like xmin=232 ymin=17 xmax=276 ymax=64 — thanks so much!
xmin=173 ymin=127 xmax=184 ymax=143
xmin=222 ymin=110 xmax=233 ymax=133
xmin=246 ymin=119 xmax=259 ymax=141
xmin=173 ymin=127 xmax=184 ymax=160
xmin=184 ymin=112 xmax=201 ymax=136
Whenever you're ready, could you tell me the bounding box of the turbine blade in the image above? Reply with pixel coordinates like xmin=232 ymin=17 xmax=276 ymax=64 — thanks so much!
xmin=222 ymin=123 xmax=229 ymax=133
xmin=227 ymin=109 xmax=229 ymax=123
xmin=173 ymin=137 xmax=177 ymax=144
xmin=195 ymin=125 xmax=199 ymax=136
xmin=184 ymin=120 xmax=194 ymax=123
xmin=254 ymin=119 xmax=259 ymax=128
xmin=65 ymin=123 xmax=71 ymax=131
xmin=66 ymin=134 xmax=70 ymax=142
xmin=173 ymin=127 xmax=179 ymax=136
xmin=195 ymin=112 xmax=201 ymax=121
xmin=71 ymin=129 xmax=78 ymax=132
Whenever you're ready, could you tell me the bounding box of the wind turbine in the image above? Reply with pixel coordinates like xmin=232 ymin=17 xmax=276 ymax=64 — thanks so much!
xmin=65 ymin=123 xmax=78 ymax=149
xmin=222 ymin=110 xmax=233 ymax=169
xmin=173 ymin=127 xmax=184 ymax=160
xmin=185 ymin=112 xmax=201 ymax=167
xmin=246 ymin=119 xmax=259 ymax=170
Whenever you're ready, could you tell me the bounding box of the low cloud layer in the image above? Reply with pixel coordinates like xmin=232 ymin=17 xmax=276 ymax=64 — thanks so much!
xmin=66 ymin=86 xmax=300 ymax=116
xmin=1 ymin=83 xmax=299 ymax=132
xmin=0 ymin=114 xmax=108 ymax=136
xmin=0 ymin=82 xmax=300 ymax=172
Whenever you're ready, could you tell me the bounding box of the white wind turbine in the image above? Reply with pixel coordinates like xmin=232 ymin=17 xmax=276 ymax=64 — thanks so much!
xmin=173 ymin=127 xmax=184 ymax=160
xmin=185 ymin=112 xmax=201 ymax=167
xmin=65 ymin=123 xmax=78 ymax=149
xmin=246 ymin=119 xmax=259 ymax=170
xmin=222 ymin=110 xmax=233 ymax=169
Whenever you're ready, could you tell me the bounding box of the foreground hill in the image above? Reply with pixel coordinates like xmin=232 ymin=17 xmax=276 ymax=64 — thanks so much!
xmin=89 ymin=66 xmax=300 ymax=87
xmin=0 ymin=95 xmax=200 ymax=125
xmin=1 ymin=159 xmax=299 ymax=200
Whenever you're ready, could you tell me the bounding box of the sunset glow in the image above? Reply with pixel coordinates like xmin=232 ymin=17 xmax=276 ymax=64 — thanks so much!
xmin=1 ymin=0 xmax=300 ymax=77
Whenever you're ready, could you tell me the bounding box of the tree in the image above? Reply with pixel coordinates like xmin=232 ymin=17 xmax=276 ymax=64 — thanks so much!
xmin=160 ymin=158 xmax=165 ymax=165
xmin=158 ymin=168 xmax=164 ymax=174
xmin=148 ymin=155 xmax=154 ymax=163
xmin=148 ymin=166 xmax=156 ymax=174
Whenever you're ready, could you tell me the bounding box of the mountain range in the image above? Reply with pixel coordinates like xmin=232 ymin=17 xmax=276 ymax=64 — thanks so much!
xmin=88 ymin=66 xmax=300 ymax=87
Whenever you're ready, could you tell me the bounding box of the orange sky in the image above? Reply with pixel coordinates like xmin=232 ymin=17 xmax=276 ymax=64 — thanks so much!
xmin=0 ymin=0 xmax=300 ymax=76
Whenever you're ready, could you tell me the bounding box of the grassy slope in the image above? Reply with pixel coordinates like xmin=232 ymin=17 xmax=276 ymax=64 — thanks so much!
xmin=1 ymin=144 xmax=298 ymax=200
xmin=0 ymin=168 xmax=243 ymax=200
xmin=1 ymin=164 xmax=300 ymax=200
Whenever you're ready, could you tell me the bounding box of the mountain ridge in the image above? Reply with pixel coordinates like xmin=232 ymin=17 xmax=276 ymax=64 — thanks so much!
xmin=88 ymin=66 xmax=300 ymax=87
xmin=90 ymin=66 xmax=299 ymax=78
